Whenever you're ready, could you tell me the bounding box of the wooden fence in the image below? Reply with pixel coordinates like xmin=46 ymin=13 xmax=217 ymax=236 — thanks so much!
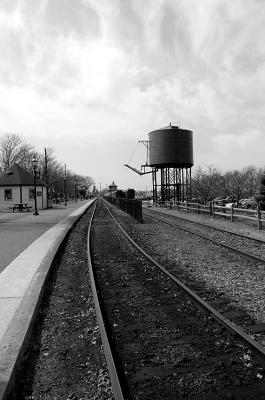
xmin=155 ymin=201 xmax=265 ymax=230
xmin=105 ymin=196 xmax=143 ymax=223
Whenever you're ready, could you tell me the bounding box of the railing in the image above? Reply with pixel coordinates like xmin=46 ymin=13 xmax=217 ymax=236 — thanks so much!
xmin=153 ymin=200 xmax=265 ymax=230
xmin=105 ymin=196 xmax=143 ymax=223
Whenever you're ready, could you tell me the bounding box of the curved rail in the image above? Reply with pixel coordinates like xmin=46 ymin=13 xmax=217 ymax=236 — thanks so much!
xmin=87 ymin=200 xmax=125 ymax=400
xmin=103 ymin=200 xmax=265 ymax=367
xmin=144 ymin=209 xmax=265 ymax=264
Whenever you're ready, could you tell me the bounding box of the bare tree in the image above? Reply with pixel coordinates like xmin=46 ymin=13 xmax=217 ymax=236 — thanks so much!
xmin=257 ymin=167 xmax=265 ymax=195
xmin=84 ymin=176 xmax=94 ymax=190
xmin=242 ymin=166 xmax=259 ymax=197
xmin=192 ymin=165 xmax=223 ymax=204
xmin=38 ymin=147 xmax=61 ymax=186
xmin=223 ymin=170 xmax=244 ymax=201
xmin=0 ymin=134 xmax=34 ymax=170
xmin=223 ymin=166 xmax=260 ymax=202
xmin=0 ymin=134 xmax=95 ymax=200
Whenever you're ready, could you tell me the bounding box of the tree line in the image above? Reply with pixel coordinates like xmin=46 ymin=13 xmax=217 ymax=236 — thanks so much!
xmin=191 ymin=165 xmax=265 ymax=204
xmin=0 ymin=133 xmax=94 ymax=198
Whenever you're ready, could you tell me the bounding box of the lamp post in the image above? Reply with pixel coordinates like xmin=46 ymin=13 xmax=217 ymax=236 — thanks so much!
xmin=74 ymin=181 xmax=77 ymax=202
xmin=63 ymin=174 xmax=67 ymax=206
xmin=31 ymin=156 xmax=39 ymax=216
xmin=63 ymin=164 xmax=67 ymax=206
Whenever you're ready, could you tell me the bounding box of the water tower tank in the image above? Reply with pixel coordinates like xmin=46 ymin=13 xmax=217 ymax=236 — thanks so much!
xmin=148 ymin=124 xmax=193 ymax=168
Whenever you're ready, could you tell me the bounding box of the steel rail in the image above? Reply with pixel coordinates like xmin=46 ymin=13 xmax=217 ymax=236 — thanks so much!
xmin=103 ymin=200 xmax=265 ymax=367
xmin=87 ymin=200 xmax=125 ymax=400
xmin=143 ymin=209 xmax=265 ymax=265
xmin=145 ymin=207 xmax=265 ymax=245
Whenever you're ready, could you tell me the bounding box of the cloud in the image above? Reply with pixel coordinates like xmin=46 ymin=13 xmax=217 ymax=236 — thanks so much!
xmin=1 ymin=0 xmax=265 ymax=187
xmin=0 ymin=0 xmax=19 ymax=13
xmin=212 ymin=130 xmax=262 ymax=151
xmin=209 ymin=129 xmax=265 ymax=170
xmin=19 ymin=0 xmax=101 ymax=40
xmin=43 ymin=0 xmax=101 ymax=39
xmin=108 ymin=0 xmax=143 ymax=50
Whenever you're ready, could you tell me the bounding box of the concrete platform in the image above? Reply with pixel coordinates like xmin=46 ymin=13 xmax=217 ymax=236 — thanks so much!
xmin=0 ymin=201 xmax=93 ymax=273
xmin=0 ymin=199 xmax=95 ymax=399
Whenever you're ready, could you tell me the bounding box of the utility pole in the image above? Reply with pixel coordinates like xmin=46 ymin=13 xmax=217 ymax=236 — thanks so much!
xmin=64 ymin=164 xmax=67 ymax=206
xmin=44 ymin=148 xmax=48 ymax=208
xmin=44 ymin=148 xmax=48 ymax=185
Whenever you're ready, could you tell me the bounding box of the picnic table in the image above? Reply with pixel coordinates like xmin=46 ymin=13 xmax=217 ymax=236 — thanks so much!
xmin=10 ymin=203 xmax=33 ymax=212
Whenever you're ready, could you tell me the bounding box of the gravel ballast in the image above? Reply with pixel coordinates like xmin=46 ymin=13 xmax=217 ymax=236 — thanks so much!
xmin=11 ymin=208 xmax=114 ymax=400
xmin=9 ymin=201 xmax=265 ymax=399
xmin=139 ymin=207 xmax=265 ymax=334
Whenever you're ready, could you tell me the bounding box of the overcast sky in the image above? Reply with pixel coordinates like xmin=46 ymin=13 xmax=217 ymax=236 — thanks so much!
xmin=0 ymin=0 xmax=265 ymax=191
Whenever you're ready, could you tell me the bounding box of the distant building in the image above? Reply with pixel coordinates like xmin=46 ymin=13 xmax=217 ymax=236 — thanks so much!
xmin=92 ymin=185 xmax=98 ymax=196
xmin=0 ymin=163 xmax=48 ymax=209
xmin=108 ymin=181 xmax=117 ymax=195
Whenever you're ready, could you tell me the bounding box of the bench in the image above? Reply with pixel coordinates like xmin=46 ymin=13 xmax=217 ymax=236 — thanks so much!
xmin=9 ymin=203 xmax=33 ymax=212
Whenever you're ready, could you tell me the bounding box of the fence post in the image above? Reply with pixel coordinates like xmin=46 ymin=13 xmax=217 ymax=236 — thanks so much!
xmin=211 ymin=202 xmax=215 ymax=219
xmin=257 ymin=204 xmax=262 ymax=230
xmin=186 ymin=200 xmax=188 ymax=213
xmin=231 ymin=204 xmax=234 ymax=222
xmin=197 ymin=201 xmax=200 ymax=214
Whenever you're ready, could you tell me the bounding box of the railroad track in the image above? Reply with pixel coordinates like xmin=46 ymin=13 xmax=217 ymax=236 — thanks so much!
xmin=88 ymin=199 xmax=265 ymax=399
xmin=142 ymin=207 xmax=265 ymax=339
xmin=143 ymin=208 xmax=265 ymax=264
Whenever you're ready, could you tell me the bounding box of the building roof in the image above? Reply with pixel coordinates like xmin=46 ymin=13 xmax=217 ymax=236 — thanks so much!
xmin=0 ymin=163 xmax=46 ymax=186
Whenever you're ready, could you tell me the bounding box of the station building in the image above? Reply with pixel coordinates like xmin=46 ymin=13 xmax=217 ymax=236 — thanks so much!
xmin=0 ymin=163 xmax=48 ymax=210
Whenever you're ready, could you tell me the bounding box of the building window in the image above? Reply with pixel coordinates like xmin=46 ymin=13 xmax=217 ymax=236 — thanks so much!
xmin=29 ymin=189 xmax=41 ymax=199
xmin=4 ymin=189 xmax=12 ymax=200
xmin=29 ymin=189 xmax=34 ymax=199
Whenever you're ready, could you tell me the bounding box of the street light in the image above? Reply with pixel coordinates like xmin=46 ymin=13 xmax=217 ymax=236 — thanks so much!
xmin=31 ymin=156 xmax=39 ymax=216
xmin=63 ymin=174 xmax=67 ymax=206
xmin=74 ymin=181 xmax=77 ymax=202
